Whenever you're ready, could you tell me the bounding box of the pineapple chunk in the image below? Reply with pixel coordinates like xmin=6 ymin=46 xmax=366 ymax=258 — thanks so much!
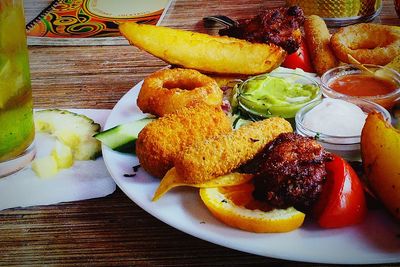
xmin=73 ymin=140 xmax=101 ymax=160
xmin=31 ymin=155 xmax=58 ymax=178
xmin=32 ymin=140 xmax=74 ymax=178
xmin=51 ymin=140 xmax=74 ymax=169
xmin=34 ymin=109 xmax=101 ymax=160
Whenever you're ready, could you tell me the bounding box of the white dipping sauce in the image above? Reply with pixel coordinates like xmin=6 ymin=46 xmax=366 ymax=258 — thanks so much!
xmin=303 ymin=98 xmax=367 ymax=136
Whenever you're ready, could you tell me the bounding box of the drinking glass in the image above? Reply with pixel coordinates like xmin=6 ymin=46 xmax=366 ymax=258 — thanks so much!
xmin=0 ymin=0 xmax=35 ymax=177
xmin=286 ymin=0 xmax=382 ymax=27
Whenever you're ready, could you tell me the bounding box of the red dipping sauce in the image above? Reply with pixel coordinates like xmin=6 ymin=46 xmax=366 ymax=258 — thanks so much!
xmin=321 ymin=65 xmax=400 ymax=110
xmin=329 ymin=74 xmax=397 ymax=97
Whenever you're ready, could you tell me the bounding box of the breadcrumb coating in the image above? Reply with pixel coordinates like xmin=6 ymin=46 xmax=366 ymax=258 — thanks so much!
xmin=174 ymin=117 xmax=292 ymax=183
xmin=136 ymin=104 xmax=232 ymax=178
xmin=304 ymin=15 xmax=338 ymax=76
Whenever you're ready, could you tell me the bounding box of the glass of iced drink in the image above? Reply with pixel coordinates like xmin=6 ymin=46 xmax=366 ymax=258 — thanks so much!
xmin=286 ymin=0 xmax=382 ymax=27
xmin=0 ymin=0 xmax=35 ymax=177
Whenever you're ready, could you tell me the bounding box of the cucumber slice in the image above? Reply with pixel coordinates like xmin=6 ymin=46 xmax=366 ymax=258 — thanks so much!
xmin=95 ymin=117 xmax=155 ymax=153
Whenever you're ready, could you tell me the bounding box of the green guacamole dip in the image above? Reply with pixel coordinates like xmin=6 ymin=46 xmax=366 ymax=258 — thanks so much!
xmin=238 ymin=74 xmax=320 ymax=118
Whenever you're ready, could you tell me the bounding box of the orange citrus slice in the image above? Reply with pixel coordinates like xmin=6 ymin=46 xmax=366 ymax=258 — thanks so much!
xmin=200 ymin=183 xmax=305 ymax=233
xmin=152 ymin=167 xmax=253 ymax=201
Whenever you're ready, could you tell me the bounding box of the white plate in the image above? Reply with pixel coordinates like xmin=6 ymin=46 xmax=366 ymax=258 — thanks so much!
xmin=102 ymin=81 xmax=400 ymax=264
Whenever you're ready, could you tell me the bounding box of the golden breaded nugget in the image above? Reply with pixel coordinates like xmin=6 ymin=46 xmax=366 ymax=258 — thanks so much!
xmin=136 ymin=104 xmax=232 ymax=179
xmin=174 ymin=117 xmax=292 ymax=183
xmin=304 ymin=15 xmax=338 ymax=76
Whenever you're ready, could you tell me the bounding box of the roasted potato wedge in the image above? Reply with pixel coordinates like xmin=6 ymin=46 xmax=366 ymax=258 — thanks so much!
xmin=361 ymin=112 xmax=400 ymax=221
xmin=119 ymin=22 xmax=286 ymax=75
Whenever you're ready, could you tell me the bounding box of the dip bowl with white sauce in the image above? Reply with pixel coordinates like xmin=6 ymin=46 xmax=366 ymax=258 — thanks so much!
xmin=295 ymin=97 xmax=391 ymax=161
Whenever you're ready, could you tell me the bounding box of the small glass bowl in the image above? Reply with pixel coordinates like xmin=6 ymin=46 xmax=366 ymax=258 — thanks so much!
xmin=295 ymin=97 xmax=391 ymax=161
xmin=237 ymin=72 xmax=321 ymax=120
xmin=321 ymin=64 xmax=400 ymax=110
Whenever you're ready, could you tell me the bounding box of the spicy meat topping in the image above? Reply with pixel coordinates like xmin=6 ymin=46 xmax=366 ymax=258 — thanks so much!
xmin=240 ymin=132 xmax=332 ymax=212
xmin=219 ymin=6 xmax=305 ymax=54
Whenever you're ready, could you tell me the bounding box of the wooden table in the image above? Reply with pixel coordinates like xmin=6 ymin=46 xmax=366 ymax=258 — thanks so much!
xmin=1 ymin=1 xmax=399 ymax=266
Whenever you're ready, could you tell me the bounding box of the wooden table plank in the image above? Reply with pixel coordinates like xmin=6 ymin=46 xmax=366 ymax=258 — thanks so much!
xmin=30 ymin=46 xmax=167 ymax=109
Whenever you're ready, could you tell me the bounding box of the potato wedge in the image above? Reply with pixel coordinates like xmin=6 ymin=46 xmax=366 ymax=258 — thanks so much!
xmin=119 ymin=22 xmax=286 ymax=75
xmin=361 ymin=112 xmax=400 ymax=221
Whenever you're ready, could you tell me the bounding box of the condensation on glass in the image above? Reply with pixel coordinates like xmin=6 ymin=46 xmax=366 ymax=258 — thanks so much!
xmin=0 ymin=0 xmax=35 ymax=177
xmin=286 ymin=0 xmax=382 ymax=27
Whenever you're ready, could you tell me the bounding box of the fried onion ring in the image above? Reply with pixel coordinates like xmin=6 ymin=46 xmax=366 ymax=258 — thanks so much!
xmin=331 ymin=24 xmax=400 ymax=65
xmin=137 ymin=68 xmax=223 ymax=117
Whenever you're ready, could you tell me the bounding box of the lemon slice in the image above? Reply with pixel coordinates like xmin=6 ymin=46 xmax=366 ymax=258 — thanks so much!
xmin=200 ymin=183 xmax=305 ymax=233
xmin=152 ymin=167 xmax=253 ymax=201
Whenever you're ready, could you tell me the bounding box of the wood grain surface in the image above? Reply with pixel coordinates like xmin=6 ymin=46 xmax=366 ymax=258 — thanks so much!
xmin=1 ymin=0 xmax=399 ymax=266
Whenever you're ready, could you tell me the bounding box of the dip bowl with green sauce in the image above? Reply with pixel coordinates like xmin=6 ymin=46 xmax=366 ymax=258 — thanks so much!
xmin=237 ymin=72 xmax=321 ymax=119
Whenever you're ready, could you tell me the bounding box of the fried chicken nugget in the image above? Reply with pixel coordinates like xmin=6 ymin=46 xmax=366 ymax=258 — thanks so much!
xmin=304 ymin=15 xmax=338 ymax=76
xmin=136 ymin=104 xmax=232 ymax=179
xmin=174 ymin=117 xmax=292 ymax=184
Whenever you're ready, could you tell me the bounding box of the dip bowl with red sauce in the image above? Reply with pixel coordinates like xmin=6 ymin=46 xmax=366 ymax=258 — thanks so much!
xmin=321 ymin=65 xmax=400 ymax=110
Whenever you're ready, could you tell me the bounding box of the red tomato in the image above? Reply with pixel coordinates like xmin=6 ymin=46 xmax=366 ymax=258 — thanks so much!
xmin=314 ymin=155 xmax=367 ymax=228
xmin=282 ymin=39 xmax=314 ymax=73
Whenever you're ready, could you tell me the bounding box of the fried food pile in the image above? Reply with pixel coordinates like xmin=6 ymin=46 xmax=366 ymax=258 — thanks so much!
xmin=219 ymin=6 xmax=305 ymax=54
xmin=115 ymin=7 xmax=400 ymax=232
xmin=134 ymin=64 xmax=295 ymax=184
xmin=134 ymin=65 xmax=335 ymax=216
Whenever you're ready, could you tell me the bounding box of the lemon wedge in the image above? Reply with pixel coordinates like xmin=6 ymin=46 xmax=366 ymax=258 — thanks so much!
xmin=200 ymin=183 xmax=305 ymax=233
